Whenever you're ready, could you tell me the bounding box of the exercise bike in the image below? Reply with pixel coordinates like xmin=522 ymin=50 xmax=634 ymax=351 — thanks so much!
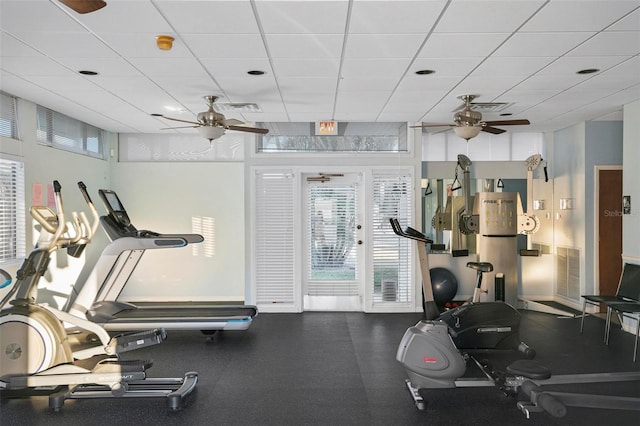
xmin=390 ymin=218 xmax=531 ymax=354
xmin=0 ymin=181 xmax=197 ymax=411
xmin=392 ymin=214 xmax=640 ymax=418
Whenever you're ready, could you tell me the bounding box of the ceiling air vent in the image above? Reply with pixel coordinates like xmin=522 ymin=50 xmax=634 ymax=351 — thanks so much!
xmin=454 ymin=102 xmax=514 ymax=113
xmin=213 ymin=103 xmax=262 ymax=113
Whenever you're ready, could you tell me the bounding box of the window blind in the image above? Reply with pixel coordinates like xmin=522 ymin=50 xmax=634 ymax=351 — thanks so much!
xmin=254 ymin=171 xmax=296 ymax=307
xmin=0 ymin=92 xmax=18 ymax=139
xmin=0 ymin=158 xmax=26 ymax=264
xmin=371 ymin=171 xmax=413 ymax=304
xmin=36 ymin=105 xmax=105 ymax=159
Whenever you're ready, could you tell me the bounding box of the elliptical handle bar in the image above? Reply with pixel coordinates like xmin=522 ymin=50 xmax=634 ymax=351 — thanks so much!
xmin=77 ymin=181 xmax=101 ymax=241
xmin=389 ymin=218 xmax=432 ymax=244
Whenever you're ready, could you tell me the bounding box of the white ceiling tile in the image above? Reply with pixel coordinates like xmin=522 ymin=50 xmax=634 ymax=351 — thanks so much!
xmin=435 ymin=0 xmax=548 ymax=33
xmin=349 ymin=1 xmax=448 ymax=34
xmin=255 ymin=1 xmax=349 ymax=34
xmin=453 ymin=75 xmax=526 ymax=93
xmin=201 ymin=58 xmax=273 ymax=77
xmin=537 ymin=56 xmax=632 ymax=76
xmin=493 ymin=32 xmax=597 ymax=57
xmin=418 ymin=33 xmax=510 ymax=58
xmin=411 ymin=57 xmax=484 ymax=76
xmin=0 ymin=0 xmax=86 ymax=33
xmin=289 ymin=113 xmax=335 ymax=121
xmin=568 ymin=32 xmax=640 ymax=56
xmin=606 ymin=7 xmax=640 ymax=31
xmin=515 ymin=74 xmax=587 ymax=91
xmin=266 ymin=34 xmax=344 ymax=58
xmin=335 ymin=91 xmax=389 ymax=113
xmin=74 ymin=1 xmax=173 ymax=34
xmin=60 ymin=57 xmax=142 ymax=76
xmin=522 ymin=1 xmax=640 ymax=32
xmin=27 ymin=74 xmax=106 ymax=91
xmin=339 ymin=77 xmax=400 ymax=92
xmin=183 ymin=34 xmax=268 ymax=59
xmin=472 ymin=57 xmax=557 ymax=77
xmin=156 ymin=1 xmax=259 ymax=34
xmin=0 ymin=56 xmax=72 ymax=76
xmin=9 ymin=32 xmax=118 ymax=58
xmin=272 ymin=59 xmax=340 ymax=77
xmin=0 ymin=34 xmax=43 ymax=57
xmin=340 ymin=58 xmax=412 ymax=79
xmin=279 ymin=77 xmax=337 ymax=95
xmin=128 ymin=57 xmax=210 ymax=78
xmin=150 ymin=76 xmax=222 ymax=104
xmin=344 ymin=34 xmax=426 ymax=58
xmin=395 ymin=75 xmax=463 ymax=92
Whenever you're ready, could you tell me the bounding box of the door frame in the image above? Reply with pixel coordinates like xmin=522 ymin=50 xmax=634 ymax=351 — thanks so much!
xmin=301 ymin=170 xmax=365 ymax=311
xmin=594 ymin=165 xmax=623 ymax=306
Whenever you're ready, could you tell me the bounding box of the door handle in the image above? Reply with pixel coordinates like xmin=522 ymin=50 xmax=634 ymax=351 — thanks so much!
xmin=357 ymin=240 xmax=363 ymax=245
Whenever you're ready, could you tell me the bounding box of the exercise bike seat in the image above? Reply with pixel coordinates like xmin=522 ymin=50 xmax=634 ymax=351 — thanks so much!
xmin=466 ymin=262 xmax=494 ymax=273
xmin=506 ymin=359 xmax=552 ymax=380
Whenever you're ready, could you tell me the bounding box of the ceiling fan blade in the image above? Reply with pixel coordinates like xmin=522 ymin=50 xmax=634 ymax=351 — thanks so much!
xmin=227 ymin=125 xmax=269 ymax=134
xmin=160 ymin=126 xmax=199 ymax=130
xmin=484 ymin=119 xmax=530 ymax=126
xmin=58 ymin=0 xmax=106 ymax=14
xmin=481 ymin=126 xmax=506 ymax=135
xmin=410 ymin=123 xmax=455 ymax=128
xmin=151 ymin=114 xmax=202 ymax=126
xmin=220 ymin=118 xmax=244 ymax=126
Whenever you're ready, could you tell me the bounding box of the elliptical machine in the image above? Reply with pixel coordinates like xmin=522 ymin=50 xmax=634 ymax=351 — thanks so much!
xmin=0 ymin=181 xmax=197 ymax=411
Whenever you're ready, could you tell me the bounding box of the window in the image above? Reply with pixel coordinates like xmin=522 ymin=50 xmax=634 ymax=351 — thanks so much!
xmin=0 ymin=158 xmax=26 ymax=264
xmin=371 ymin=171 xmax=413 ymax=305
xmin=257 ymin=122 xmax=408 ymax=153
xmin=0 ymin=92 xmax=18 ymax=139
xmin=36 ymin=106 xmax=106 ymax=159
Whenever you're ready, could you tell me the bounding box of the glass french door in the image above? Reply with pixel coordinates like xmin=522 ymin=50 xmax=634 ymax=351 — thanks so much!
xmin=303 ymin=173 xmax=363 ymax=311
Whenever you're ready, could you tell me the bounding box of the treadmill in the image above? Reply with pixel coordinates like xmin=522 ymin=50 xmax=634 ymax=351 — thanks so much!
xmin=69 ymin=188 xmax=257 ymax=333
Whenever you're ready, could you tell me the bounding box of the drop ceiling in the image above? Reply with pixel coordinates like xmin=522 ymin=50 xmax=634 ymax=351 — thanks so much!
xmin=1 ymin=0 xmax=638 ymax=136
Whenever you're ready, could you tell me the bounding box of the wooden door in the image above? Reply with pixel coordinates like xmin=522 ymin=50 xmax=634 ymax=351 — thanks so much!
xmin=598 ymin=168 xmax=623 ymax=310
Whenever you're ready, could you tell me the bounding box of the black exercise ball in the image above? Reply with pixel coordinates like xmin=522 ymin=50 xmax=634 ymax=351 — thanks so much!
xmin=429 ymin=267 xmax=458 ymax=306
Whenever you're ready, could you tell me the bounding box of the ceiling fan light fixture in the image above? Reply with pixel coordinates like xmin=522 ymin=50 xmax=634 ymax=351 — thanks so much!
xmin=453 ymin=125 xmax=482 ymax=141
xmin=198 ymin=125 xmax=225 ymax=142
xmin=156 ymin=35 xmax=174 ymax=51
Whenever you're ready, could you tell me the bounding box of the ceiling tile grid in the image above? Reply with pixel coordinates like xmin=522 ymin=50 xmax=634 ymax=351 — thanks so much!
xmin=0 ymin=0 xmax=637 ymax=137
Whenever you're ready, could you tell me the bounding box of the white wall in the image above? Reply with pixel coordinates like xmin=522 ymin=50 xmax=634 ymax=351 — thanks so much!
xmin=108 ymin=160 xmax=247 ymax=302
xmin=622 ymin=99 xmax=640 ymax=263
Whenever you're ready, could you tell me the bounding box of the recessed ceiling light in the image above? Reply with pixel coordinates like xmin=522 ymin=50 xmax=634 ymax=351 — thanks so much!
xmin=247 ymin=70 xmax=265 ymax=76
xmin=78 ymin=70 xmax=98 ymax=76
xmin=576 ymin=68 xmax=600 ymax=75
xmin=499 ymin=113 xmax=513 ymax=117
xmin=415 ymin=69 xmax=435 ymax=75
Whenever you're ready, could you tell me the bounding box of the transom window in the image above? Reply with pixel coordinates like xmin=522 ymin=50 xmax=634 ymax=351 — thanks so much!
xmin=256 ymin=122 xmax=408 ymax=153
xmin=36 ymin=106 xmax=106 ymax=159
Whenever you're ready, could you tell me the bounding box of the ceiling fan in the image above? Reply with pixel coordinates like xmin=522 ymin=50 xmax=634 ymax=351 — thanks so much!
xmin=58 ymin=0 xmax=107 ymax=14
xmin=413 ymin=94 xmax=530 ymax=141
xmin=152 ymin=96 xmax=269 ymax=142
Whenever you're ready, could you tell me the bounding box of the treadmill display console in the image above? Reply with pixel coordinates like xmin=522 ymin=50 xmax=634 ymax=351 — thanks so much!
xmin=99 ymin=189 xmax=132 ymax=229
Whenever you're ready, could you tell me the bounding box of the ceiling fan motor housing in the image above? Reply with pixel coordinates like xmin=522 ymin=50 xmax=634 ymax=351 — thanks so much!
xmin=197 ymin=109 xmax=225 ymax=126
xmin=454 ymin=109 xmax=482 ymax=126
